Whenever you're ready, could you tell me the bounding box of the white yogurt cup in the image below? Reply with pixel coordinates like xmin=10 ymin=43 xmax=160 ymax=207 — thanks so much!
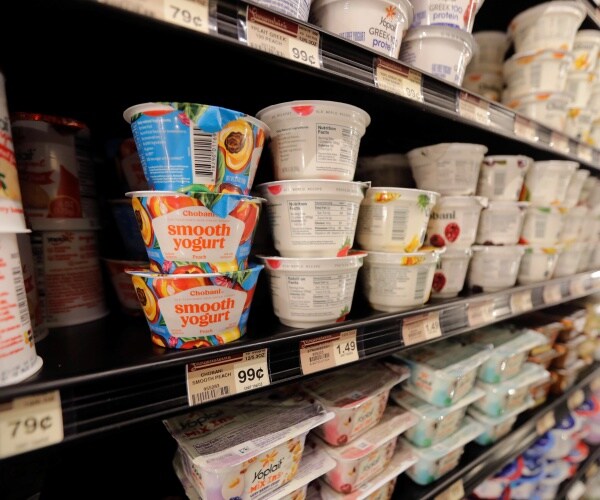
xmin=571 ymin=30 xmax=600 ymax=72
xmin=256 ymin=180 xmax=368 ymax=257
xmin=553 ymin=242 xmax=585 ymax=277
xmin=425 ymin=195 xmax=487 ymax=248
xmin=310 ymin=0 xmax=413 ymax=58
xmin=477 ymin=155 xmax=532 ymax=202
xmin=430 ymin=247 xmax=472 ymax=298
xmin=590 ymin=84 xmax=600 ymax=114
xmin=467 ymin=245 xmax=525 ymax=292
xmin=520 ymin=160 xmax=579 ymax=206
xmin=400 ymin=25 xmax=474 ymax=86
xmin=565 ymin=71 xmax=596 ymax=107
xmin=588 ymin=244 xmax=600 ymax=269
xmin=559 ymin=205 xmax=588 ymax=243
xmin=256 ymin=100 xmax=370 ymax=182
xmin=409 ymin=0 xmax=482 ymax=32
xmin=509 ymin=1 xmax=586 ymax=54
xmin=470 ymin=31 xmax=510 ymax=69
xmin=577 ymin=242 xmax=594 ymax=272
xmin=579 ymin=175 xmax=598 ymax=207
xmin=518 ymin=245 xmax=562 ymax=285
xmin=463 ymin=70 xmax=503 ymax=101
xmin=504 ymin=92 xmax=571 ymax=132
xmin=520 ymin=205 xmax=565 ymax=246
xmin=258 ymin=252 xmax=365 ymax=328
xmin=356 ymin=187 xmax=439 ymax=252
xmin=407 ymin=142 xmax=487 ymax=196
xmin=590 ymin=119 xmax=600 ymax=147
xmin=565 ymin=107 xmax=593 ymax=142
xmin=360 ymin=248 xmax=443 ymax=312
xmin=475 ymin=201 xmax=528 ymax=245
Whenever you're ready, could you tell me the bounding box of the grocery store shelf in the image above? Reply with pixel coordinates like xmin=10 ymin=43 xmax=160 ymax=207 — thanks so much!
xmin=557 ymin=444 xmax=600 ymax=499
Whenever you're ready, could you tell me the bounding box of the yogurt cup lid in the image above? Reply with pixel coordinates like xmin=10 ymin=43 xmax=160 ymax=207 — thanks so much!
xmin=404 ymin=25 xmax=474 ymax=52
xmin=476 ymin=362 xmax=550 ymax=393
xmin=509 ymin=1 xmax=586 ymax=33
xmin=441 ymin=247 xmax=473 ymax=258
xmin=391 ymin=386 xmax=485 ymax=419
xmin=11 ymin=112 xmax=88 ymax=130
xmin=435 ymin=195 xmax=488 ymax=208
xmin=255 ymin=179 xmax=371 ymax=194
xmin=258 ymin=251 xmax=368 ymax=271
xmin=471 ymin=244 xmax=526 ymax=255
xmin=363 ymin=247 xmax=444 ymax=265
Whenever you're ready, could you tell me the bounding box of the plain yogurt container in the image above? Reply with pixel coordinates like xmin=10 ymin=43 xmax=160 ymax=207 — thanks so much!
xmin=360 ymin=248 xmax=443 ymax=312
xmin=519 ymin=205 xmax=565 ymax=246
xmin=475 ymin=201 xmax=528 ymax=245
xmin=256 ymin=180 xmax=367 ymax=258
xmin=558 ymin=205 xmax=588 ymax=243
xmin=468 ymin=397 xmax=535 ymax=445
xmin=356 ymin=187 xmax=439 ymax=252
xmin=256 ymin=100 xmax=370 ymax=182
xmin=430 ymin=247 xmax=472 ymax=298
xmin=552 ymin=242 xmax=585 ymax=277
xmin=571 ymin=30 xmax=600 ymax=72
xmin=517 ymin=245 xmax=562 ymax=284
xmin=508 ymin=1 xmax=586 ymax=54
xmin=407 ymin=142 xmax=487 ymax=196
xmin=425 ymin=195 xmax=487 ymax=248
xmin=399 ymin=25 xmax=474 ymax=86
xmin=504 ymin=92 xmax=571 ymax=132
xmin=477 ymin=155 xmax=532 ymax=202
xmin=393 ymin=337 xmax=492 ymax=407
xmin=470 ymin=31 xmax=511 ymax=69
xmin=519 ymin=160 xmax=579 ymax=206
xmin=567 ymin=107 xmax=593 ymax=142
xmin=390 ymin=386 xmax=484 ymax=448
xmin=467 ymin=245 xmax=525 ymax=292
xmin=310 ymin=0 xmax=413 ymax=58
xmin=163 ymin=391 xmax=334 ymax=500
xmin=589 ymin=84 xmax=600 ymax=113
xmin=565 ymin=71 xmax=596 ymax=107
xmin=563 ymin=169 xmax=591 ymax=209
xmin=258 ymin=252 xmax=365 ymax=328
xmin=408 ymin=0 xmax=482 ymax=32
xmin=301 ymin=362 xmax=410 ymax=446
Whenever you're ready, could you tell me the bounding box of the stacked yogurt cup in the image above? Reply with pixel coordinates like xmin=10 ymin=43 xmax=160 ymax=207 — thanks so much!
xmin=464 ymin=31 xmax=510 ymax=101
xmin=122 ymin=102 xmax=268 ymax=349
xmin=255 ymin=100 xmax=371 ymax=328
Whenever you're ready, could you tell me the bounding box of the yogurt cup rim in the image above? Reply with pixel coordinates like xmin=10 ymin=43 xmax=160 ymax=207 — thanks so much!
xmin=255 ymin=179 xmax=371 ymax=190
xmin=485 ymin=201 xmax=530 ymax=209
xmin=509 ymin=1 xmax=586 ymax=33
xmin=434 ymin=195 xmax=488 ymax=206
xmin=364 ymin=247 xmax=446 ymax=258
xmin=483 ymin=154 xmax=534 ymax=163
xmin=125 ymin=190 xmax=265 ymax=202
xmin=471 ymin=244 xmax=526 ymax=254
xmin=403 ymin=24 xmax=474 ymax=49
xmin=532 ymin=160 xmax=579 ymax=170
xmin=0 ymin=228 xmax=31 ymax=234
xmin=256 ymin=251 xmax=368 ymax=262
xmin=311 ymin=0 xmax=414 ymax=26
xmin=365 ymin=186 xmax=440 ymax=198
xmin=441 ymin=247 xmax=473 ymax=257
xmin=408 ymin=142 xmax=488 ymax=155
xmin=256 ymin=100 xmax=371 ymax=128
xmin=504 ymin=48 xmax=573 ymax=65
xmin=127 ymin=263 xmax=264 ymax=279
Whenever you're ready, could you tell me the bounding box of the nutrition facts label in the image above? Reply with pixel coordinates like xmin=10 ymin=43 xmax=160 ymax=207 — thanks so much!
xmin=287 ymin=200 xmax=358 ymax=236
xmin=315 ymin=123 xmax=360 ymax=167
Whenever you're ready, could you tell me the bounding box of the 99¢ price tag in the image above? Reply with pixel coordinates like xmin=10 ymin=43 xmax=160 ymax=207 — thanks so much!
xmin=163 ymin=0 xmax=209 ymax=33
xmin=300 ymin=330 xmax=359 ymax=375
xmin=402 ymin=312 xmax=441 ymax=346
xmin=374 ymin=58 xmax=424 ymax=102
xmin=467 ymin=299 xmax=495 ymax=327
xmin=543 ymin=283 xmax=563 ymax=304
xmin=510 ymin=290 xmax=533 ymax=314
xmin=0 ymin=391 xmax=63 ymax=458
xmin=514 ymin=115 xmax=539 ymax=142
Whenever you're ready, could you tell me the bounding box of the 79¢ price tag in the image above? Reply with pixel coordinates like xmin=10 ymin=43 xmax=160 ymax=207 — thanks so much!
xmin=510 ymin=290 xmax=533 ymax=315
xmin=0 ymin=390 xmax=64 ymax=458
xmin=402 ymin=311 xmax=441 ymax=346
xmin=457 ymin=92 xmax=491 ymax=126
xmin=467 ymin=299 xmax=495 ymax=327
xmin=186 ymin=349 xmax=270 ymax=406
xmin=163 ymin=0 xmax=209 ymax=33
xmin=374 ymin=58 xmax=424 ymax=102
xmin=300 ymin=330 xmax=359 ymax=375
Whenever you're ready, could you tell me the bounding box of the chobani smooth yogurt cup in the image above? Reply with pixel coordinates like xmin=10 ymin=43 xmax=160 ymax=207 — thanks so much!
xmin=103 ymin=258 xmax=147 ymax=315
xmin=504 ymin=92 xmax=571 ymax=132
xmin=128 ymin=191 xmax=263 ymax=274
xmin=258 ymin=252 xmax=365 ymax=328
xmin=128 ymin=264 xmax=263 ymax=349
xmin=475 ymin=201 xmax=528 ymax=245
xmin=517 ymin=245 xmax=562 ymax=285
xmin=563 ymin=169 xmax=590 ymax=209
xmin=519 ymin=160 xmax=579 ymax=206
xmin=477 ymin=155 xmax=532 ymax=201
xmin=256 ymin=180 xmax=367 ymax=258
xmin=467 ymin=245 xmax=525 ymax=292
xmin=409 ymin=0 xmax=482 ymax=32
xmin=123 ymin=102 xmax=269 ymax=195
xmin=430 ymin=247 xmax=471 ymax=298
xmin=256 ymin=100 xmax=370 ymax=182
xmin=310 ymin=0 xmax=413 ymax=58
xmin=360 ymin=248 xmax=443 ymax=312
xmin=425 ymin=195 xmax=487 ymax=248
xmin=519 ymin=205 xmax=565 ymax=246
xmin=164 ymin=391 xmax=334 ymax=500
xmin=407 ymin=142 xmax=487 ymax=196
xmin=572 ymin=30 xmax=600 ymax=72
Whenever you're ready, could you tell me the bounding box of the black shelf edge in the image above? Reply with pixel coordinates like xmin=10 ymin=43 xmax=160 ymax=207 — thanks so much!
xmin=557 ymin=444 xmax=600 ymax=499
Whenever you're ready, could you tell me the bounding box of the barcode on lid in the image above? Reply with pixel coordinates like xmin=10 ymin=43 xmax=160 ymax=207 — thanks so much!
xmin=494 ymin=171 xmax=506 ymax=196
xmin=12 ymin=265 xmax=30 ymax=325
xmin=391 ymin=207 xmax=409 ymax=241
xmin=190 ymin=385 xmax=229 ymax=406
xmin=192 ymin=127 xmax=217 ymax=185
xmin=414 ymin=267 xmax=429 ymax=300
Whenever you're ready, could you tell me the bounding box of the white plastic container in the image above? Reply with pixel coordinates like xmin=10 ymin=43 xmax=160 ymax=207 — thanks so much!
xmin=462 ymin=70 xmax=504 ymax=102
xmin=407 ymin=143 xmax=487 ymax=196
xmin=409 ymin=0 xmax=482 ymax=32
xmin=553 ymin=242 xmax=585 ymax=277
xmin=564 ymin=106 xmax=592 ymax=142
xmin=393 ymin=337 xmax=492 ymax=407
xmin=256 ymin=100 xmax=370 ymax=182
xmin=468 ymin=397 xmax=535 ymax=445
xmin=425 ymin=196 xmax=487 ymax=248
xmin=310 ymin=0 xmax=413 ymax=58
xmin=477 ymin=155 xmax=532 ymax=202
xmin=256 ymin=180 xmax=368 ymax=258
xmin=577 ymin=242 xmax=594 ymax=272
xmin=399 ymin=26 xmax=474 ymax=86
xmin=315 ymin=406 xmax=419 ymax=493
xmin=508 ymin=1 xmax=586 ymax=54
xmin=360 ymin=248 xmax=443 ymax=312
xmin=258 ymin=252 xmax=365 ymax=328
xmin=473 ymin=363 xmax=550 ymax=417
xmin=402 ymin=417 xmax=484 ymax=485
xmin=430 ymin=247 xmax=472 ymax=298
xmin=355 ymin=187 xmax=439 ymax=252
xmin=563 ymin=169 xmax=591 ymax=209
xmin=567 ymin=71 xmax=596 ymax=106
xmin=519 ymin=160 xmax=579 ymax=206
xmin=390 ymin=386 xmax=484 ymax=448
xmin=467 ymin=245 xmax=525 ymax=292
xmin=470 ymin=31 xmax=510 ymax=69
xmin=301 ymin=362 xmax=410 ymax=446
xmin=559 ymin=205 xmax=588 ymax=243
xmin=520 ymin=206 xmax=565 ymax=246
xmin=504 ymin=92 xmax=571 ymax=132
xmin=475 ymin=201 xmax=528 ymax=245
xmin=518 ymin=245 xmax=562 ymax=284
xmin=571 ymin=30 xmax=600 ymax=72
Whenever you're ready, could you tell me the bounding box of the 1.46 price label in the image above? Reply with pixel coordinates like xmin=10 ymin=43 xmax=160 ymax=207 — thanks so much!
xmin=300 ymin=330 xmax=359 ymax=375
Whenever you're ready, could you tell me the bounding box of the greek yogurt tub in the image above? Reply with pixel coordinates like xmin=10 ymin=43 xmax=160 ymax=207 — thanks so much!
xmin=519 ymin=205 xmax=565 ymax=246
xmin=258 ymin=252 xmax=365 ymax=328
xmin=467 ymin=245 xmax=525 ymax=292
xmin=553 ymin=242 xmax=586 ymax=277
xmin=425 ymin=196 xmax=487 ymax=248
xmin=519 ymin=160 xmax=579 ymax=206
xmin=409 ymin=0 xmax=483 ymax=32
xmin=256 ymin=100 xmax=370 ymax=182
xmin=563 ymin=169 xmax=590 ymax=209
xmin=301 ymin=362 xmax=410 ymax=446
xmin=503 ymin=92 xmax=571 ymax=132
xmin=256 ymin=180 xmax=368 ymax=257
xmin=390 ymin=386 xmax=485 ymax=448
xmin=477 ymin=155 xmax=532 ymax=202
xmin=468 ymin=397 xmax=535 ymax=445
xmin=163 ymin=392 xmax=334 ymax=500
xmin=558 ymin=205 xmax=588 ymax=244
xmin=430 ymin=247 xmax=472 ymax=298
xmin=565 ymin=71 xmax=596 ymax=107
xmin=571 ymin=29 xmax=600 ymax=72
xmin=475 ymin=201 xmax=528 ymax=245
xmin=517 ymin=245 xmax=562 ymax=285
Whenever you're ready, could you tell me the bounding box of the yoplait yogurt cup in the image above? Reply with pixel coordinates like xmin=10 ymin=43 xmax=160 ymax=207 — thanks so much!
xmin=127 ymin=263 xmax=263 ymax=349
xmin=123 ymin=102 xmax=269 ymax=195
xmin=477 ymin=155 xmax=532 ymax=202
xmin=128 ymin=191 xmax=263 ymax=274
xmin=409 ymin=0 xmax=483 ymax=32
xmin=425 ymin=195 xmax=487 ymax=248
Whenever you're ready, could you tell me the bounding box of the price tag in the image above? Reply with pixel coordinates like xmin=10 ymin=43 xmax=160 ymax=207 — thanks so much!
xmin=568 ymin=389 xmax=585 ymax=410
xmin=457 ymin=92 xmax=491 ymax=126
xmin=163 ymin=0 xmax=209 ymax=33
xmin=590 ymin=375 xmax=600 ymax=393
xmin=551 ymin=132 xmax=570 ymax=154
xmin=374 ymin=58 xmax=424 ymax=102
xmin=434 ymin=479 xmax=465 ymax=500
xmin=245 ymin=6 xmax=321 ymax=69
xmin=514 ymin=115 xmax=539 ymax=142
xmin=578 ymin=144 xmax=593 ymax=163
xmin=570 ymin=278 xmax=587 ymax=296
xmin=186 ymin=349 xmax=270 ymax=406
xmin=0 ymin=391 xmax=63 ymax=458
xmin=300 ymin=330 xmax=359 ymax=375
xmin=510 ymin=290 xmax=533 ymax=315
xmin=586 ymin=462 xmax=599 ymax=480
xmin=536 ymin=411 xmax=556 ymax=435
xmin=402 ymin=312 xmax=441 ymax=346
xmin=467 ymin=299 xmax=495 ymax=327
xmin=543 ymin=283 xmax=563 ymax=304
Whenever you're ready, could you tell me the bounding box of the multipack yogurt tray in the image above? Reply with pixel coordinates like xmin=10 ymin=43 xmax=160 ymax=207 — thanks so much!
xmin=468 ymin=396 xmax=535 ymax=445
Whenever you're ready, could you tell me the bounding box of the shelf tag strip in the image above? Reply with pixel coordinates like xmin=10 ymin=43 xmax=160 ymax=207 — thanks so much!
xmin=543 ymin=283 xmax=563 ymax=304
xmin=434 ymin=479 xmax=465 ymax=500
xmin=402 ymin=311 xmax=441 ymax=346
xmin=300 ymin=330 xmax=359 ymax=375
xmin=457 ymin=91 xmax=490 ymax=126
xmin=510 ymin=290 xmax=533 ymax=315
xmin=467 ymin=299 xmax=495 ymax=328
xmin=373 ymin=58 xmax=424 ymax=102
xmin=551 ymin=132 xmax=570 ymax=153
xmin=514 ymin=115 xmax=538 ymax=142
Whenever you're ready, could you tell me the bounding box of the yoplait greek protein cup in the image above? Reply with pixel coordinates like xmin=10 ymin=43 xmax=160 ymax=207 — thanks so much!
xmin=128 ymin=191 xmax=263 ymax=274
xmin=123 ymin=102 xmax=269 ymax=195
xmin=127 ymin=263 xmax=263 ymax=349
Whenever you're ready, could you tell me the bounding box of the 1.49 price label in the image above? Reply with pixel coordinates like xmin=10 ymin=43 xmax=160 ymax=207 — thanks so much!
xmin=402 ymin=312 xmax=441 ymax=346
xmin=300 ymin=330 xmax=359 ymax=375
